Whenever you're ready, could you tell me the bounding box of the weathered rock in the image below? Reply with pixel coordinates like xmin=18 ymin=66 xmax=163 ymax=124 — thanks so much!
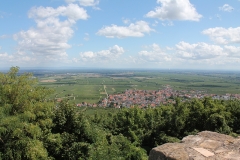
xmin=149 ymin=131 xmax=240 ymax=160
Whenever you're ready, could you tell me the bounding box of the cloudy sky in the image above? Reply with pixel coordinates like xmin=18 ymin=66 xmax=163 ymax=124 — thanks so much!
xmin=1 ymin=0 xmax=240 ymax=70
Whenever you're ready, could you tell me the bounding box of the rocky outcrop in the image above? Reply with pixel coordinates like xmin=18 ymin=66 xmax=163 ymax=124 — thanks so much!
xmin=148 ymin=131 xmax=240 ymax=160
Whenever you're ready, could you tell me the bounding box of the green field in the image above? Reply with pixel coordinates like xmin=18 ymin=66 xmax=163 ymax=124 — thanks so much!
xmin=37 ymin=70 xmax=240 ymax=104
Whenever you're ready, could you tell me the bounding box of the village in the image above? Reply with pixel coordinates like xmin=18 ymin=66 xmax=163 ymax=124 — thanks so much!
xmin=77 ymin=85 xmax=240 ymax=108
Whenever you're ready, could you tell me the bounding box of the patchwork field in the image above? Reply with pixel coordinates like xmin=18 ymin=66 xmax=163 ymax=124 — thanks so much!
xmin=37 ymin=70 xmax=240 ymax=104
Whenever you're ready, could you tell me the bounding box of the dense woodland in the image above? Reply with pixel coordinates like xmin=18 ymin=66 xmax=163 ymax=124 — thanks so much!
xmin=1 ymin=67 xmax=240 ymax=160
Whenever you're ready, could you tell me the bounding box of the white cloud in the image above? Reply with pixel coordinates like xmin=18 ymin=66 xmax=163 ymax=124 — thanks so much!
xmin=65 ymin=0 xmax=99 ymax=6
xmin=175 ymin=41 xmax=226 ymax=60
xmin=202 ymin=27 xmax=240 ymax=44
xmin=215 ymin=14 xmax=221 ymax=20
xmin=152 ymin=20 xmax=159 ymax=26
xmin=122 ymin=18 xmax=130 ymax=24
xmin=161 ymin=21 xmax=173 ymax=26
xmin=80 ymin=45 xmax=124 ymax=62
xmin=219 ymin=4 xmax=234 ymax=12
xmin=0 ymin=10 xmax=8 ymax=19
xmin=13 ymin=4 xmax=88 ymax=62
xmin=0 ymin=35 xmax=8 ymax=39
xmin=96 ymin=21 xmax=154 ymax=38
xmin=28 ymin=4 xmax=88 ymax=21
xmin=0 ymin=53 xmax=8 ymax=58
xmin=138 ymin=43 xmax=172 ymax=62
xmin=79 ymin=0 xmax=99 ymax=6
xmin=65 ymin=0 xmax=75 ymax=3
xmin=224 ymin=46 xmax=240 ymax=57
xmin=0 ymin=52 xmax=14 ymax=61
xmin=146 ymin=0 xmax=202 ymax=21
xmin=84 ymin=33 xmax=90 ymax=41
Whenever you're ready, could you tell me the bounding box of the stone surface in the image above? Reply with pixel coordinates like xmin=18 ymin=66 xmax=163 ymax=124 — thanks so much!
xmin=192 ymin=147 xmax=214 ymax=157
xmin=148 ymin=131 xmax=240 ymax=160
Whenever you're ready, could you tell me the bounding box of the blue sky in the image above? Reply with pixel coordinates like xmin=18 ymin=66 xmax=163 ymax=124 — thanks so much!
xmin=1 ymin=0 xmax=240 ymax=70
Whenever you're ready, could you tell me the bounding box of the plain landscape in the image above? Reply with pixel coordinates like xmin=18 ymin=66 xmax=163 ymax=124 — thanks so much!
xmin=34 ymin=69 xmax=240 ymax=104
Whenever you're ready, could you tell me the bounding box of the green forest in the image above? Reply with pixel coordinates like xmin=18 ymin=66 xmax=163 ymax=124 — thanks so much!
xmin=1 ymin=67 xmax=240 ymax=160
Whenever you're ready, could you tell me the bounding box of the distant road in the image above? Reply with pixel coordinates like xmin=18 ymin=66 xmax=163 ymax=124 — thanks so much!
xmin=104 ymin=85 xmax=108 ymax=99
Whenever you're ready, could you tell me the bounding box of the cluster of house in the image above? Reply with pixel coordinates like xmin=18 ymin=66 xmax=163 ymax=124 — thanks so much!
xmin=77 ymin=85 xmax=240 ymax=108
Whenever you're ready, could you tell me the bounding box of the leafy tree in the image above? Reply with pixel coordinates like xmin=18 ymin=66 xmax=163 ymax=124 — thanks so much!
xmin=185 ymin=98 xmax=205 ymax=132
xmin=226 ymin=99 xmax=240 ymax=133
xmin=205 ymin=113 xmax=231 ymax=134
xmin=0 ymin=67 xmax=55 ymax=160
xmin=171 ymin=98 xmax=190 ymax=137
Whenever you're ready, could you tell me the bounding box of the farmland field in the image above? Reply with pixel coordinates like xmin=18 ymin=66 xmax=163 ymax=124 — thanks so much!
xmin=35 ymin=69 xmax=240 ymax=104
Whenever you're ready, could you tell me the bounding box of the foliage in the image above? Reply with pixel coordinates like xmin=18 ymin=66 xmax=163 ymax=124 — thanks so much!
xmin=0 ymin=67 xmax=55 ymax=160
xmin=1 ymin=67 xmax=240 ymax=159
